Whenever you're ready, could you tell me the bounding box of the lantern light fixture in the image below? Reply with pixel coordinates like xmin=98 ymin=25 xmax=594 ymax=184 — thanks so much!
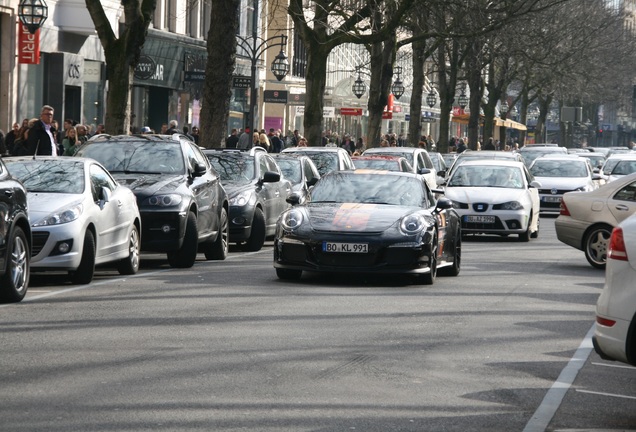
xmin=18 ymin=0 xmax=48 ymax=34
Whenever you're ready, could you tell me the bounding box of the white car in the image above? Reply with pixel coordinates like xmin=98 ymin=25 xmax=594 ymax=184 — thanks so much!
xmin=606 ymin=154 xmax=636 ymax=183
xmin=4 ymin=156 xmax=142 ymax=284
xmin=362 ymin=147 xmax=438 ymax=191
xmin=554 ymin=172 xmax=636 ymax=269
xmin=528 ymin=154 xmax=599 ymax=214
xmin=444 ymin=160 xmax=540 ymax=241
xmin=593 ymin=213 xmax=636 ymax=366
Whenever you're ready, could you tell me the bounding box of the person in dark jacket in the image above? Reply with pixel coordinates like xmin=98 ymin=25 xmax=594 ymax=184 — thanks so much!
xmin=26 ymin=105 xmax=58 ymax=156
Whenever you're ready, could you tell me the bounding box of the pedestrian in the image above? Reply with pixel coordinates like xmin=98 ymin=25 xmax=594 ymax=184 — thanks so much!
xmin=456 ymin=138 xmax=467 ymax=154
xmin=355 ymin=137 xmax=365 ymax=154
xmin=4 ymin=122 xmax=19 ymax=156
xmin=268 ymin=128 xmax=283 ymax=153
xmin=183 ymin=125 xmax=195 ymax=141
xmin=237 ymin=127 xmax=252 ymax=149
xmin=166 ymin=120 xmax=179 ymax=134
xmin=12 ymin=123 xmax=30 ymax=156
xmin=62 ymin=125 xmax=79 ymax=155
xmin=340 ymin=134 xmax=355 ymax=154
xmin=160 ymin=123 xmax=169 ymax=134
xmin=76 ymin=124 xmax=89 ymax=143
xmin=225 ymin=128 xmax=239 ymax=148
xmin=297 ymin=137 xmax=308 ymax=147
xmin=484 ymin=137 xmax=496 ymax=151
xmin=191 ymin=126 xmax=200 ymax=144
xmin=26 ymin=105 xmax=58 ymax=155
xmin=94 ymin=124 xmax=106 ymax=136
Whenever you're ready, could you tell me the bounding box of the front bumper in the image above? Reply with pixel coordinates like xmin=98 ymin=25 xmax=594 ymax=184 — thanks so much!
xmin=30 ymin=224 xmax=83 ymax=270
xmin=228 ymin=205 xmax=255 ymax=243
xmin=455 ymin=210 xmax=530 ymax=235
xmin=140 ymin=210 xmax=186 ymax=252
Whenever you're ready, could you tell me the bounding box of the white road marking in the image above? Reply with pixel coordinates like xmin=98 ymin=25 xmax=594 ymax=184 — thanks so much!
xmin=523 ymin=324 xmax=595 ymax=432
xmin=591 ymin=361 xmax=636 ymax=370
xmin=576 ymin=389 xmax=636 ymax=400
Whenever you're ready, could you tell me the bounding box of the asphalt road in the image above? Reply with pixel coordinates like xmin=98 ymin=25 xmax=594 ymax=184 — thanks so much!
xmin=0 ymin=217 xmax=634 ymax=431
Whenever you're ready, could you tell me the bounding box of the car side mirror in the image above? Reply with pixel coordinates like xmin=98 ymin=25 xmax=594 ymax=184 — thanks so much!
xmin=418 ymin=168 xmax=431 ymax=175
xmin=286 ymin=192 xmax=303 ymax=206
xmin=261 ymin=171 xmax=281 ymax=184
xmin=98 ymin=186 xmax=111 ymax=209
xmin=530 ymin=180 xmax=541 ymax=188
xmin=193 ymin=162 xmax=207 ymax=177
xmin=435 ymin=197 xmax=453 ymax=211
xmin=437 ymin=169 xmax=446 ymax=177
xmin=307 ymin=177 xmax=319 ymax=187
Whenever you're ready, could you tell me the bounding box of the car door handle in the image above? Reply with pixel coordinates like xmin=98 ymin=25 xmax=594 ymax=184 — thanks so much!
xmin=615 ymin=204 xmax=630 ymax=211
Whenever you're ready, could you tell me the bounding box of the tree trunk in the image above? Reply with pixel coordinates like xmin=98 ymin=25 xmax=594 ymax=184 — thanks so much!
xmin=436 ymin=40 xmax=459 ymax=153
xmin=367 ymin=33 xmax=397 ymax=149
xmin=200 ymin=0 xmax=240 ymax=148
xmin=303 ymin=45 xmax=329 ymax=147
xmin=408 ymin=38 xmax=426 ymax=147
xmin=104 ymin=54 xmax=133 ymax=135
xmin=466 ymin=40 xmax=482 ymax=150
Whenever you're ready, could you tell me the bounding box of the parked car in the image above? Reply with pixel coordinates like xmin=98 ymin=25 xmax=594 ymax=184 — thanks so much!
xmin=75 ymin=134 xmax=229 ymax=268
xmin=518 ymin=144 xmax=568 ymax=167
xmin=362 ymin=146 xmax=438 ymax=191
xmin=444 ymin=160 xmax=541 ymax=241
xmin=5 ymin=156 xmax=141 ymax=284
xmin=593 ymin=213 xmax=636 ymax=366
xmin=274 ymin=170 xmax=461 ymax=284
xmin=205 ymin=148 xmax=292 ymax=251
xmin=281 ymin=146 xmax=355 ymax=176
xmin=555 ymin=172 xmax=636 ymax=269
xmin=445 ymin=150 xmax=524 ymax=181
xmin=428 ymin=151 xmax=448 ymax=186
xmin=352 ymin=155 xmax=414 ymax=172
xmin=605 ymin=154 xmax=636 ymax=183
xmin=272 ymin=153 xmax=321 ymax=204
xmin=528 ymin=154 xmax=599 ymax=214
xmin=0 ymin=158 xmax=31 ymax=303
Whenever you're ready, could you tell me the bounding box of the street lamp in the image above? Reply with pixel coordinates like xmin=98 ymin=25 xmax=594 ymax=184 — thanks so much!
xmin=458 ymin=92 xmax=469 ymax=109
xmin=352 ymin=66 xmax=366 ymax=99
xmin=236 ymin=0 xmax=289 ymax=131
xmin=391 ymin=66 xmax=405 ymax=100
xmin=426 ymin=88 xmax=437 ymax=108
xmin=18 ymin=0 xmax=48 ymax=34
xmin=500 ymin=100 xmax=509 ymax=117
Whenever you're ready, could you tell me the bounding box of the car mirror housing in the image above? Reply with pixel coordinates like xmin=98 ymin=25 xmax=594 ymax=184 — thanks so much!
xmin=435 ymin=197 xmax=453 ymax=211
xmin=261 ymin=171 xmax=281 ymax=184
xmin=286 ymin=192 xmax=303 ymax=206
xmin=193 ymin=162 xmax=207 ymax=177
xmin=530 ymin=180 xmax=542 ymax=188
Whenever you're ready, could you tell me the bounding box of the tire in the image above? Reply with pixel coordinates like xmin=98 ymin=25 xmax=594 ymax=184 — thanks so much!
xmin=519 ymin=214 xmax=532 ymax=242
xmin=71 ymin=230 xmax=96 ymax=284
xmin=530 ymin=216 xmax=540 ymax=239
xmin=204 ymin=207 xmax=229 ymax=260
xmin=242 ymin=208 xmax=266 ymax=252
xmin=420 ymin=234 xmax=438 ymax=285
xmin=439 ymin=228 xmax=461 ymax=277
xmin=167 ymin=212 xmax=198 ymax=268
xmin=0 ymin=226 xmax=29 ymax=303
xmin=117 ymin=225 xmax=140 ymax=275
xmin=276 ymin=268 xmax=302 ymax=280
xmin=584 ymin=224 xmax=612 ymax=269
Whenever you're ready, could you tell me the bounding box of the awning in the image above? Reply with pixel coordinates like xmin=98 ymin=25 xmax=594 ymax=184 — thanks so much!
xmin=452 ymin=113 xmax=527 ymax=131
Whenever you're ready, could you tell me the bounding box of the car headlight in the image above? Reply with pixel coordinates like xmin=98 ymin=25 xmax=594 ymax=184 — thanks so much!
xmin=229 ymin=191 xmax=256 ymax=207
xmin=33 ymin=203 xmax=83 ymax=227
xmin=281 ymin=209 xmax=304 ymax=230
xmin=574 ymin=185 xmax=592 ymax=192
xmin=497 ymin=201 xmax=524 ymax=210
xmin=144 ymin=194 xmax=183 ymax=207
xmin=400 ymin=214 xmax=426 ymax=234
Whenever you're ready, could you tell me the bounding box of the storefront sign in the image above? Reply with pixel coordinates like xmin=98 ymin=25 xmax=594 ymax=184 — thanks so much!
xmin=17 ymin=23 xmax=40 ymax=64
xmin=340 ymin=108 xmax=363 ymax=116
xmin=422 ymin=118 xmax=436 ymax=123
xmin=233 ymin=76 xmax=251 ymax=88
xmin=264 ymin=90 xmax=288 ymax=104
xmin=135 ymin=55 xmax=156 ymax=80
xmin=295 ymin=106 xmax=335 ymax=118
xmin=288 ymin=93 xmax=305 ymax=106
xmin=63 ymin=53 xmax=83 ymax=86
xmin=382 ymin=111 xmax=393 ymax=120
xmin=184 ymin=71 xmax=205 ymax=81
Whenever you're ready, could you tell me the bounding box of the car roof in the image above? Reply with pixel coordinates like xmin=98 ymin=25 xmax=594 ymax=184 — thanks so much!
xmin=453 ymin=159 xmax=525 ymax=168
xmin=532 ymin=154 xmax=585 ymax=160
xmin=326 ymin=168 xmax=421 ymax=180
xmin=605 ymin=153 xmax=636 ymax=160
xmin=352 ymin=155 xmax=407 ymax=161
xmin=282 ymin=147 xmax=347 ymax=153
xmin=363 ymin=147 xmax=426 ymax=154
xmin=87 ymin=133 xmax=192 ymax=144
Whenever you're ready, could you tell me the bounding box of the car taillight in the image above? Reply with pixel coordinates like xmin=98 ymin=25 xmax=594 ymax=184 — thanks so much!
xmin=608 ymin=227 xmax=628 ymax=261
xmin=559 ymin=200 xmax=570 ymax=216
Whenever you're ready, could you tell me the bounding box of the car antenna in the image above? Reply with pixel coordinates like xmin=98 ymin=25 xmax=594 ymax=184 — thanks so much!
xmin=33 ymin=139 xmax=40 ymax=160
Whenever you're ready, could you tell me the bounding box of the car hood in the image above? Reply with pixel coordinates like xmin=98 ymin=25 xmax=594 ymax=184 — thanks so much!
xmin=112 ymin=173 xmax=185 ymax=196
xmin=444 ymin=187 xmax=526 ymax=204
xmin=222 ymin=180 xmax=258 ymax=197
xmin=533 ymin=176 xmax=590 ymax=189
xmin=27 ymin=193 xmax=83 ymax=221
xmin=305 ymin=203 xmax=421 ymax=232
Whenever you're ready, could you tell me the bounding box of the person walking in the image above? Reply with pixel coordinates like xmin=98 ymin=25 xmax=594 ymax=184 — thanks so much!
xmin=225 ymin=128 xmax=239 ymax=148
xmin=237 ymin=127 xmax=252 ymax=149
xmin=268 ymin=128 xmax=283 ymax=153
xmin=26 ymin=105 xmax=58 ymax=155
xmin=166 ymin=120 xmax=179 ymax=134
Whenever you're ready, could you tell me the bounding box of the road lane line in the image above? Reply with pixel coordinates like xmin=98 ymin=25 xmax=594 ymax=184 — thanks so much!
xmin=591 ymin=361 xmax=636 ymax=370
xmin=523 ymin=324 xmax=595 ymax=432
xmin=576 ymin=389 xmax=636 ymax=400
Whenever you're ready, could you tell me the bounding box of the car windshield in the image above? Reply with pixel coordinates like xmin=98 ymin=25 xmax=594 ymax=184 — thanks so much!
xmin=448 ymin=165 xmax=524 ymax=189
xmin=305 ymin=153 xmax=338 ymax=176
xmin=530 ymin=160 xmax=588 ymax=177
xmin=611 ymin=160 xmax=636 ymax=176
xmin=6 ymin=159 xmax=85 ymax=194
xmin=311 ymin=172 xmax=425 ymax=207
xmin=77 ymin=141 xmax=185 ymax=174
xmin=603 ymin=159 xmax=621 ymax=175
xmin=276 ymin=159 xmax=301 ymax=183
xmin=207 ymin=155 xmax=255 ymax=184
xmin=354 ymin=159 xmax=401 ymax=171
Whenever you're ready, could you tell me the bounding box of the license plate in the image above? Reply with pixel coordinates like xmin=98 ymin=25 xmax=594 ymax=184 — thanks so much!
xmin=322 ymin=242 xmax=368 ymax=253
xmin=542 ymin=196 xmax=561 ymax=203
xmin=466 ymin=215 xmax=495 ymax=223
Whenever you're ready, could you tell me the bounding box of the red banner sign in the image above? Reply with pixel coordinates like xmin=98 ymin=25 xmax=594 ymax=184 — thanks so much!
xmin=382 ymin=111 xmax=393 ymax=119
xmin=340 ymin=108 xmax=363 ymax=116
xmin=18 ymin=23 xmax=40 ymax=64
xmin=452 ymin=107 xmax=465 ymax=116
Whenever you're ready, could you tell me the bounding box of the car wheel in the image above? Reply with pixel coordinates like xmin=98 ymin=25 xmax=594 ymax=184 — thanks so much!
xmin=276 ymin=268 xmax=302 ymax=280
xmin=117 ymin=225 xmax=140 ymax=275
xmin=0 ymin=227 xmax=29 ymax=303
xmin=584 ymin=224 xmax=612 ymax=269
xmin=438 ymin=227 xmax=461 ymax=277
xmin=203 ymin=207 xmax=229 ymax=260
xmin=420 ymin=234 xmax=438 ymax=285
xmin=167 ymin=212 xmax=198 ymax=268
xmin=70 ymin=230 xmax=96 ymax=284
xmin=530 ymin=217 xmax=540 ymax=239
xmin=243 ymin=208 xmax=266 ymax=252
xmin=519 ymin=214 xmax=532 ymax=242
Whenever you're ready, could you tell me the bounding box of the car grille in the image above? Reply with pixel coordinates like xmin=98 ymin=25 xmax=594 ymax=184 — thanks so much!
xmin=31 ymin=231 xmax=50 ymax=257
xmin=538 ymin=189 xmax=570 ymax=195
xmin=462 ymin=218 xmax=505 ymax=230
xmin=472 ymin=203 xmax=489 ymax=212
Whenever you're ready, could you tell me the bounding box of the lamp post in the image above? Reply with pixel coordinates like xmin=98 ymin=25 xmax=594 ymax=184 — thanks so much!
xmin=18 ymin=0 xmax=48 ymax=34
xmin=426 ymin=88 xmax=437 ymax=108
xmin=352 ymin=66 xmax=366 ymax=99
xmin=236 ymin=0 xmax=289 ymax=131
xmin=391 ymin=66 xmax=405 ymax=100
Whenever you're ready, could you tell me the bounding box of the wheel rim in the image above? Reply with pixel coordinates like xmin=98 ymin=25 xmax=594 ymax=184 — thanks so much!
xmin=129 ymin=228 xmax=140 ymax=271
xmin=587 ymin=228 xmax=610 ymax=265
xmin=11 ymin=235 xmax=28 ymax=294
xmin=221 ymin=210 xmax=229 ymax=254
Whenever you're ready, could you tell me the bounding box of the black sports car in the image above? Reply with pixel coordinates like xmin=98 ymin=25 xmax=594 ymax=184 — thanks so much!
xmin=274 ymin=169 xmax=461 ymax=284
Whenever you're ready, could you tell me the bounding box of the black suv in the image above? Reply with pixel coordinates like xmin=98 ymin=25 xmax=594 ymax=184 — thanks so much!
xmin=204 ymin=148 xmax=291 ymax=251
xmin=76 ymin=134 xmax=229 ymax=268
xmin=0 ymin=158 xmax=31 ymax=303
